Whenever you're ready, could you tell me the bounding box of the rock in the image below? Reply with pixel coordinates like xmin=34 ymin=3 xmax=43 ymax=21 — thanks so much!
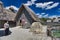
xmin=30 ymin=22 xmax=43 ymax=34
xmin=30 ymin=22 xmax=47 ymax=35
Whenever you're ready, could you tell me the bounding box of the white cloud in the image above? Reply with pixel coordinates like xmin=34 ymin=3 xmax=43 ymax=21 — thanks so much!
xmin=41 ymin=13 xmax=45 ymax=15
xmin=36 ymin=13 xmax=42 ymax=18
xmin=24 ymin=0 xmax=36 ymax=6
xmin=31 ymin=0 xmax=36 ymax=1
xmin=43 ymin=14 xmax=48 ymax=18
xmin=36 ymin=13 xmax=49 ymax=18
xmin=5 ymin=5 xmax=19 ymax=11
xmin=24 ymin=1 xmax=32 ymax=6
xmin=36 ymin=1 xmax=53 ymax=9
xmin=38 ymin=15 xmax=42 ymax=18
xmin=48 ymin=15 xmax=60 ymax=19
xmin=36 ymin=13 xmax=40 ymax=16
xmin=36 ymin=2 xmax=59 ymax=10
xmin=46 ymin=3 xmax=59 ymax=9
xmin=31 ymin=0 xmax=36 ymax=4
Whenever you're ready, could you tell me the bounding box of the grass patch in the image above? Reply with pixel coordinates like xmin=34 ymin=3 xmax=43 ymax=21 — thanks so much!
xmin=53 ymin=32 xmax=60 ymax=37
xmin=52 ymin=30 xmax=60 ymax=37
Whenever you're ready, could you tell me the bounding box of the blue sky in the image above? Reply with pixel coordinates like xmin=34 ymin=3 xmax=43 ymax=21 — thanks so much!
xmin=0 ymin=0 xmax=60 ymax=18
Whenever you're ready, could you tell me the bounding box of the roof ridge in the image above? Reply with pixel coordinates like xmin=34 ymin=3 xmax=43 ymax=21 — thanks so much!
xmin=23 ymin=4 xmax=40 ymax=21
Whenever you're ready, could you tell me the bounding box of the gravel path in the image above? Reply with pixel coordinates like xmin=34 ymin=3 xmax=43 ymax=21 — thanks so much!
xmin=0 ymin=27 xmax=51 ymax=40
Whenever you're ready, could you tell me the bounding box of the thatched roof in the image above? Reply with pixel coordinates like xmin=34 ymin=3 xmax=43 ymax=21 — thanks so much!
xmin=15 ymin=4 xmax=40 ymax=22
xmin=0 ymin=8 xmax=16 ymax=21
xmin=0 ymin=1 xmax=16 ymax=21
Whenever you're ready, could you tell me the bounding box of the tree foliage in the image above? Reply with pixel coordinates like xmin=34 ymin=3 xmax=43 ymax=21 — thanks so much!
xmin=40 ymin=18 xmax=51 ymax=22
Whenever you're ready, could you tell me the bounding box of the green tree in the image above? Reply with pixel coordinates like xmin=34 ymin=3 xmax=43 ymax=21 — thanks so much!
xmin=40 ymin=18 xmax=49 ymax=22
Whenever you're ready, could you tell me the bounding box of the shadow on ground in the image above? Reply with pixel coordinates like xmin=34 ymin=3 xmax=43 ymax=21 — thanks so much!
xmin=0 ymin=30 xmax=12 ymax=37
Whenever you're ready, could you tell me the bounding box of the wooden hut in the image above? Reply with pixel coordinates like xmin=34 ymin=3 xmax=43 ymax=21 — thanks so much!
xmin=0 ymin=1 xmax=41 ymax=28
xmin=0 ymin=1 xmax=16 ymax=27
xmin=15 ymin=4 xmax=40 ymax=28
